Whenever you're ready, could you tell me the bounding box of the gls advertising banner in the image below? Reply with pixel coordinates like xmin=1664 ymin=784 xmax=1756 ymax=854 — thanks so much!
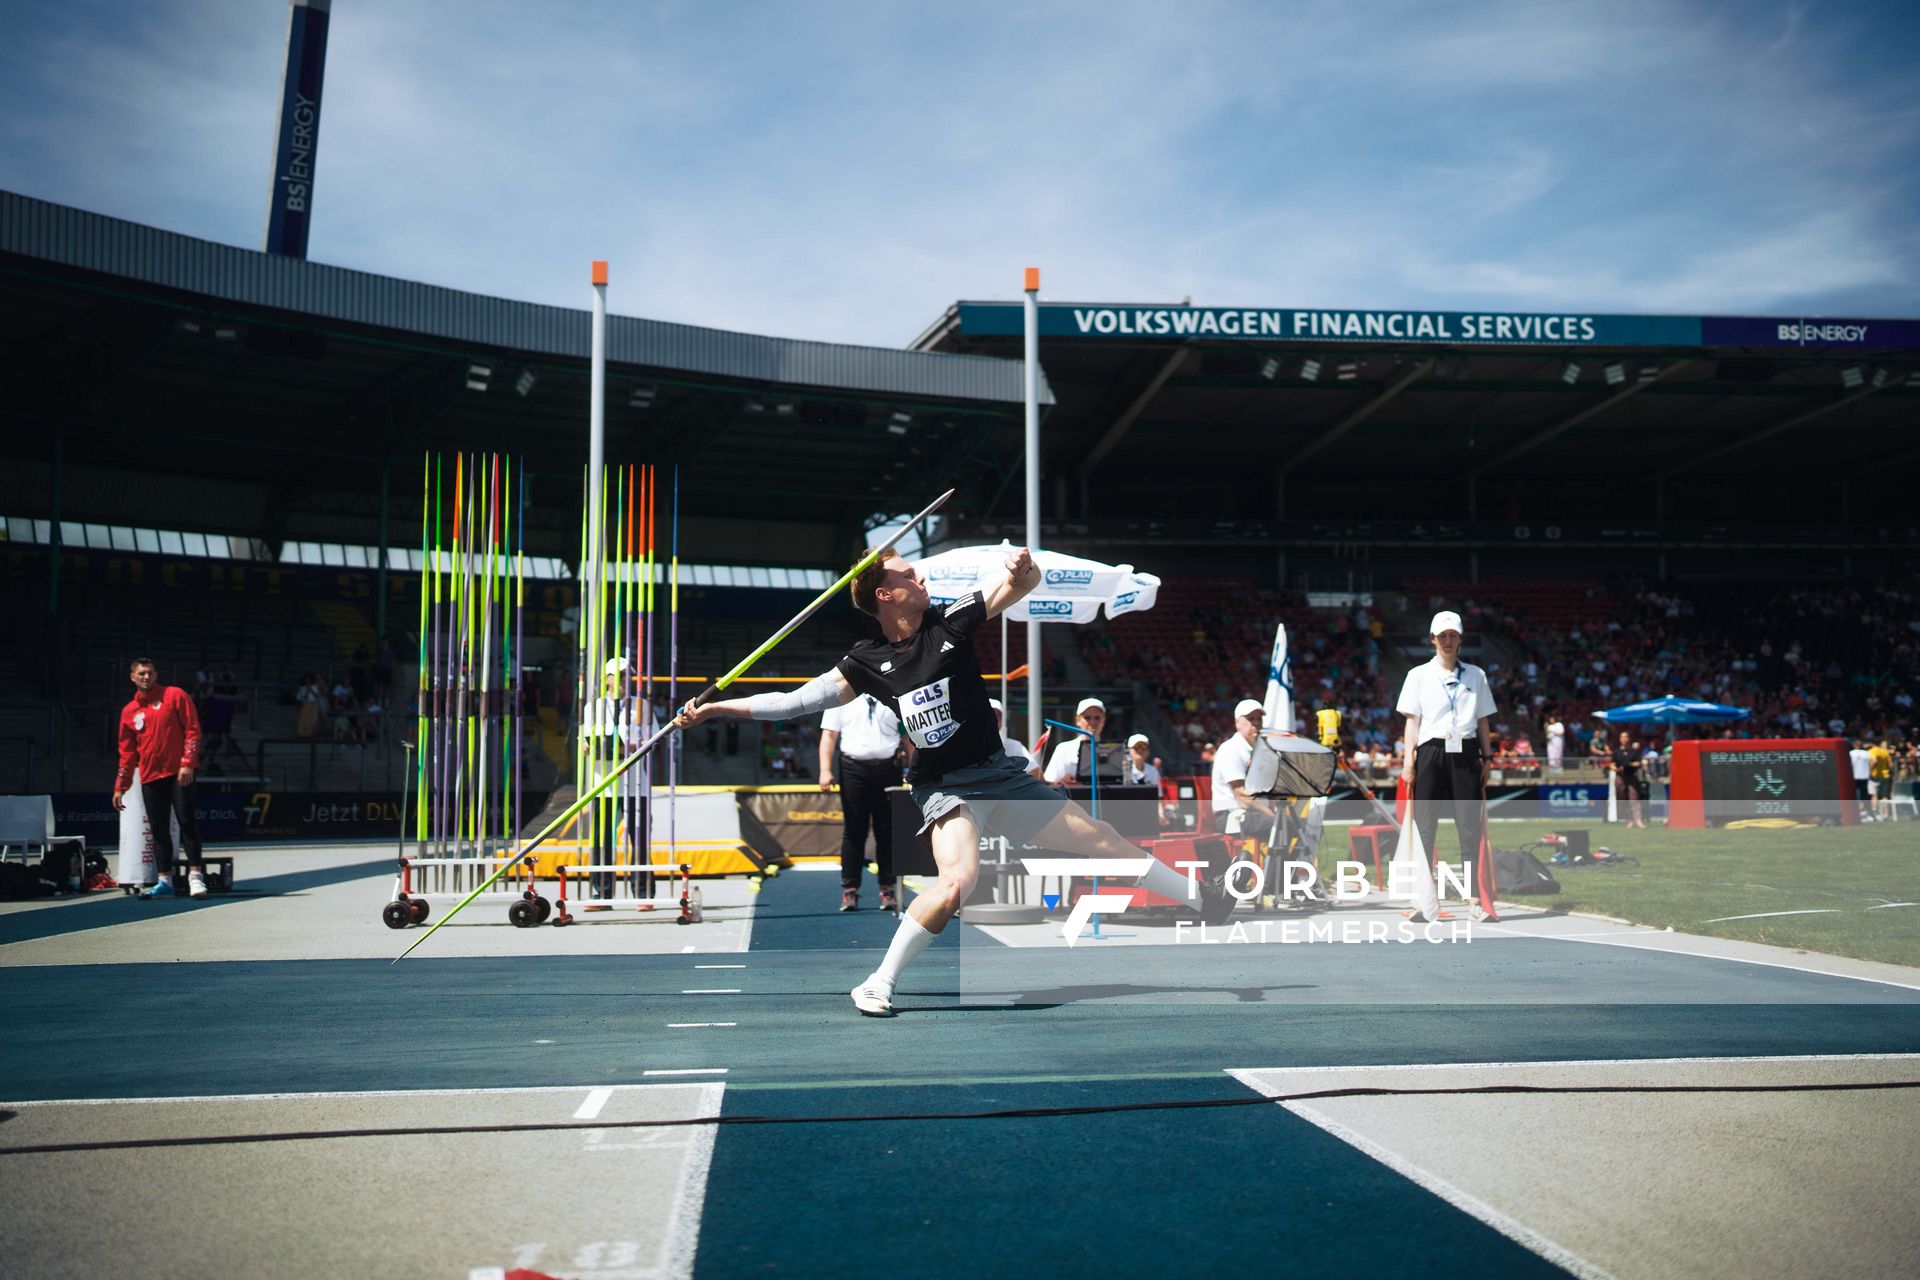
xmin=958 ymin=303 xmax=1920 ymax=349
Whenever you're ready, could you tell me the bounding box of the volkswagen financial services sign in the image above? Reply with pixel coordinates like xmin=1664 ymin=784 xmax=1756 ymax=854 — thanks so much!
xmin=955 ymin=303 xmax=1920 ymax=349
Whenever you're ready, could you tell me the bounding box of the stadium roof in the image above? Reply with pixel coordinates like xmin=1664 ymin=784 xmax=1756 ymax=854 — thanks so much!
xmin=0 ymin=190 xmax=1049 ymax=557
xmin=4 ymin=187 xmax=1916 ymax=574
xmin=915 ymin=300 xmax=1920 ymax=541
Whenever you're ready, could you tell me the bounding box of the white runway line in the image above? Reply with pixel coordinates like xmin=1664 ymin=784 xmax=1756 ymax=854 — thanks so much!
xmin=681 ymin=988 xmax=740 ymax=994
xmin=667 ymin=1023 xmax=737 ymax=1028
xmin=694 ymin=964 xmax=745 ymax=969
xmin=1473 ymin=916 xmax=1920 ymax=993
xmin=573 ymin=1087 xmax=613 ymax=1120
xmin=1701 ymin=908 xmax=1841 ymax=922
xmin=1543 ymin=932 xmax=1920 ymax=993
xmin=642 ymin=1068 xmax=728 ymax=1077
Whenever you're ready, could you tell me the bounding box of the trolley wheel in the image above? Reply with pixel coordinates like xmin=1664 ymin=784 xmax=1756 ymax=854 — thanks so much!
xmin=552 ymin=909 xmax=573 ymax=927
xmin=382 ymin=900 xmax=414 ymax=930
xmin=508 ymin=899 xmax=537 ymax=928
xmin=409 ymin=897 xmax=430 ymax=924
xmin=533 ymin=895 xmax=552 ymax=923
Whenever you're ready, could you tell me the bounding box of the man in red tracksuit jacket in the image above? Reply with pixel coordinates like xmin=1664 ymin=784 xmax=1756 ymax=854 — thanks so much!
xmin=113 ymin=657 xmax=209 ymax=898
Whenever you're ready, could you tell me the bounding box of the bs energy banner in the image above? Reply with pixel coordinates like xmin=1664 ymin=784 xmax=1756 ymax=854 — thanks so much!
xmin=264 ymin=0 xmax=332 ymax=258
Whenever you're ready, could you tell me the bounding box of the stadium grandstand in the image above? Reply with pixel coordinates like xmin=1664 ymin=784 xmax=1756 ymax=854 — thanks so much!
xmin=7 ymin=188 xmax=1916 ymax=810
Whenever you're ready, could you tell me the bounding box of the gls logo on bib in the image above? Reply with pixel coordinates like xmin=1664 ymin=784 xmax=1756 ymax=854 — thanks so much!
xmin=899 ymin=679 xmax=959 ymax=749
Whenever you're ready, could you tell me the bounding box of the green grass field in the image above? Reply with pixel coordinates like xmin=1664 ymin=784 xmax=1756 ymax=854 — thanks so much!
xmin=1465 ymin=819 xmax=1920 ymax=967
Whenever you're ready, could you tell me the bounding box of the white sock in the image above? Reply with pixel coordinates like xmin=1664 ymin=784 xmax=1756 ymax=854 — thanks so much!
xmin=871 ymin=914 xmax=936 ymax=990
xmin=1134 ymin=857 xmax=1202 ymax=905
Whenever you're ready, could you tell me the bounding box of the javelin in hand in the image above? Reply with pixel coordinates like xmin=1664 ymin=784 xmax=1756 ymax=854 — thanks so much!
xmin=393 ymin=488 xmax=955 ymax=961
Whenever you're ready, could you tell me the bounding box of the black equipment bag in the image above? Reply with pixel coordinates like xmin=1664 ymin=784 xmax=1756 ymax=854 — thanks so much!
xmin=0 ymin=862 xmax=57 ymax=900
xmin=1491 ymin=847 xmax=1561 ymax=895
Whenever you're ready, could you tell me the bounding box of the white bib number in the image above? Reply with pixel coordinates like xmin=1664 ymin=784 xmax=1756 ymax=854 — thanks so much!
xmin=898 ymin=679 xmax=960 ymax=750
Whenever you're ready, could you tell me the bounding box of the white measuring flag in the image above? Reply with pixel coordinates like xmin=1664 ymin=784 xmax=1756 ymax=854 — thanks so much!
xmin=1262 ymin=623 xmax=1294 ymax=734
xmin=1388 ymin=798 xmax=1441 ymax=920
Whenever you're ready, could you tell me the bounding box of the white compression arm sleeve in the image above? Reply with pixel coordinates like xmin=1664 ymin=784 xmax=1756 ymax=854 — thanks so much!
xmin=745 ymin=673 xmax=848 ymax=721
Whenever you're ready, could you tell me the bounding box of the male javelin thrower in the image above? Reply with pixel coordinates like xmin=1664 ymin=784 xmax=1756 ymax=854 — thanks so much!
xmin=678 ymin=546 xmax=1235 ymax=1015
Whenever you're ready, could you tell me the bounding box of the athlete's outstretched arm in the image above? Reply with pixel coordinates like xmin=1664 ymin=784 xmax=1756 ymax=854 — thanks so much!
xmin=676 ymin=669 xmax=855 ymax=725
xmin=982 ymin=547 xmax=1040 ymax=618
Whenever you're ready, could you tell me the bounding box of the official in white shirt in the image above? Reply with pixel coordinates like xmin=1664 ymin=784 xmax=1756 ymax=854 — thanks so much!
xmin=819 ymin=693 xmax=905 ymax=912
xmin=1043 ymin=697 xmax=1107 ymax=787
xmin=1210 ymin=698 xmax=1276 ymax=836
xmin=586 ymin=658 xmax=654 ymax=905
xmin=1396 ymin=610 xmax=1497 ymax=867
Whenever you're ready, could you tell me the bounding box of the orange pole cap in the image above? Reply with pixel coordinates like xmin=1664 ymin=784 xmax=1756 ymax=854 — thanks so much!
xmin=591 ymin=260 xmax=609 ymax=285
xmin=1023 ymin=267 xmax=1040 ymax=292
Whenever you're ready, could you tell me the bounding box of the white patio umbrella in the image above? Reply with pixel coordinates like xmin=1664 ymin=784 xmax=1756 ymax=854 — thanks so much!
xmin=917 ymin=541 xmax=1160 ymax=623
xmin=913 ymin=541 xmax=1161 ymax=732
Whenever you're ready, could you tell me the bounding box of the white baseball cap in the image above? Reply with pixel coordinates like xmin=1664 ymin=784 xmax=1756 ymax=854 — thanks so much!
xmin=604 ymin=655 xmax=629 ymax=676
xmin=1234 ymin=698 xmax=1265 ymax=719
xmin=1429 ymin=610 xmax=1464 ymax=636
xmin=1075 ymin=697 xmax=1106 ymax=715
xmin=1127 ymin=733 xmax=1149 ymax=749
xmin=988 ymin=698 xmax=1004 ymax=713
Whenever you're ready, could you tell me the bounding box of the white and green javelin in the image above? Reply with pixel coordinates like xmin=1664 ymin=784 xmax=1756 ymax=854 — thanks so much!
xmin=394 ymin=486 xmax=955 ymax=962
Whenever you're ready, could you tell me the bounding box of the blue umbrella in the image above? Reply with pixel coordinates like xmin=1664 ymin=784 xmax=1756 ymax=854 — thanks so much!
xmin=1594 ymin=694 xmax=1749 ymax=724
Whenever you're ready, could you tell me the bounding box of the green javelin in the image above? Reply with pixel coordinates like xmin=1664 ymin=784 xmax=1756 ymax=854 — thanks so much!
xmin=415 ymin=453 xmax=431 ymax=843
xmin=394 ymin=486 xmax=956 ymax=962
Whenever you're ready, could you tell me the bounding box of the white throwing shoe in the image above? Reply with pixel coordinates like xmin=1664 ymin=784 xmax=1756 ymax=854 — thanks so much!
xmin=850 ymin=976 xmax=895 ymax=1017
xmin=188 ymin=873 xmax=210 ymax=899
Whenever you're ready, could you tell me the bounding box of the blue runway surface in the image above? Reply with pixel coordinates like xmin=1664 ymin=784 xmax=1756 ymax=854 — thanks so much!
xmin=4 ymin=855 xmax=1918 ymax=1279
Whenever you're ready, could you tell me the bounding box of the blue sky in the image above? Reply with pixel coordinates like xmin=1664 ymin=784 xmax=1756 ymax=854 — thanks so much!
xmin=2 ymin=0 xmax=1915 ymax=347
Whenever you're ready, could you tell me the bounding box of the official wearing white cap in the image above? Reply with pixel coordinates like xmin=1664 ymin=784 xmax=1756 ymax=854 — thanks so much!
xmin=1123 ymin=732 xmax=1162 ymax=787
xmin=1210 ymin=698 xmax=1276 ymax=835
xmin=1396 ymin=610 xmax=1497 ymax=869
xmin=1043 ymin=696 xmax=1107 ymax=787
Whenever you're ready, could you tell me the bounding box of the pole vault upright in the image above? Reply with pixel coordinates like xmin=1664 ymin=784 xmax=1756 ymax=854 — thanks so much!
xmin=1022 ymin=266 xmax=1043 ymax=748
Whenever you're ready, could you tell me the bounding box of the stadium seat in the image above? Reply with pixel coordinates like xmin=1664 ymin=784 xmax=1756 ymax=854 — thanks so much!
xmin=1346 ymin=824 xmax=1394 ymax=888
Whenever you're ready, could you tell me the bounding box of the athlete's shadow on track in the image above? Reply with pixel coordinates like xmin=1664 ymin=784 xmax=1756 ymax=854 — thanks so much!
xmin=906 ymin=982 xmax=1320 ymax=1010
